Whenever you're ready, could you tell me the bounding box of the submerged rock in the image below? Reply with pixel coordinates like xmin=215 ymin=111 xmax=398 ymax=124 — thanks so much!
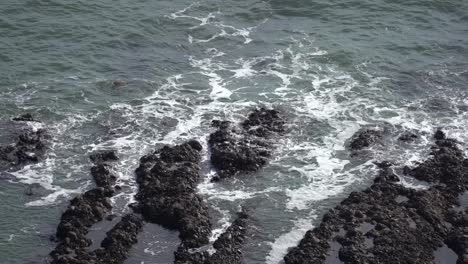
xmin=134 ymin=140 xmax=211 ymax=248
xmin=284 ymin=131 xmax=468 ymax=264
xmin=208 ymin=108 xmax=285 ymax=181
xmin=12 ymin=113 xmax=35 ymax=122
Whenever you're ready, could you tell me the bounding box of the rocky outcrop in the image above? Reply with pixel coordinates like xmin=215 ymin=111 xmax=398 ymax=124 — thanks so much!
xmin=12 ymin=113 xmax=36 ymax=122
xmin=348 ymin=128 xmax=383 ymax=151
xmin=284 ymin=132 xmax=468 ymax=264
xmin=93 ymin=213 xmax=144 ymax=264
xmin=49 ymin=152 xmax=121 ymax=264
xmin=208 ymin=108 xmax=285 ymax=181
xmin=133 ymin=140 xmax=211 ymax=249
xmin=398 ymin=131 xmax=419 ymax=142
xmin=50 ymin=188 xmax=114 ymax=263
xmin=89 ymin=151 xmax=118 ymax=190
xmin=174 ymin=210 xmax=250 ymax=264
xmin=0 ymin=114 xmax=47 ymax=170
xmin=208 ymin=211 xmax=249 ymax=264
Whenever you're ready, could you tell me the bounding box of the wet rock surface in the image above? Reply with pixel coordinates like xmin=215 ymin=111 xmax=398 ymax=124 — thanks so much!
xmin=93 ymin=213 xmax=144 ymax=264
xmin=208 ymin=210 xmax=249 ymax=264
xmin=398 ymin=131 xmax=419 ymax=142
xmin=208 ymin=108 xmax=285 ymax=181
xmin=89 ymin=151 xmax=118 ymax=191
xmin=133 ymin=140 xmax=211 ymax=249
xmin=49 ymin=152 xmax=124 ymax=264
xmin=89 ymin=150 xmax=119 ymax=164
xmin=0 ymin=114 xmax=48 ymax=170
xmin=174 ymin=210 xmax=250 ymax=264
xmin=348 ymin=128 xmax=383 ymax=151
xmin=284 ymin=132 xmax=468 ymax=264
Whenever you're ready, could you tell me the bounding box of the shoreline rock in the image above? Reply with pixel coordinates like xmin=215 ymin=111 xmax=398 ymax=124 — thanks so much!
xmin=93 ymin=213 xmax=144 ymax=264
xmin=208 ymin=108 xmax=285 ymax=181
xmin=49 ymin=152 xmax=122 ymax=264
xmin=0 ymin=114 xmax=48 ymax=171
xmin=174 ymin=210 xmax=251 ymax=264
xmin=133 ymin=140 xmax=212 ymax=250
xmin=348 ymin=128 xmax=383 ymax=152
xmin=284 ymin=131 xmax=468 ymax=264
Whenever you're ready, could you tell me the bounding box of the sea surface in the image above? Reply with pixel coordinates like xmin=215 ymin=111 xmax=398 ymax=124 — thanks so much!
xmin=0 ymin=0 xmax=467 ymax=263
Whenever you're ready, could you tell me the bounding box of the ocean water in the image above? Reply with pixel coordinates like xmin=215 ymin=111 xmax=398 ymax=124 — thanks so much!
xmin=0 ymin=0 xmax=467 ymax=263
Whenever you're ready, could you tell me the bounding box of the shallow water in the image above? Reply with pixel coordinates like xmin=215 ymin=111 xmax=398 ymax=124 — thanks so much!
xmin=1 ymin=0 xmax=467 ymax=263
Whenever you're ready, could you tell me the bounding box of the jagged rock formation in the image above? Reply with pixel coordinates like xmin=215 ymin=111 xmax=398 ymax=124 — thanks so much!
xmin=284 ymin=131 xmax=468 ymax=264
xmin=0 ymin=114 xmax=47 ymax=170
xmin=208 ymin=108 xmax=285 ymax=181
xmin=133 ymin=140 xmax=211 ymax=249
xmin=93 ymin=213 xmax=144 ymax=264
xmin=49 ymin=151 xmax=129 ymax=264
xmin=174 ymin=210 xmax=250 ymax=264
xmin=207 ymin=211 xmax=249 ymax=264
xmin=348 ymin=128 xmax=383 ymax=151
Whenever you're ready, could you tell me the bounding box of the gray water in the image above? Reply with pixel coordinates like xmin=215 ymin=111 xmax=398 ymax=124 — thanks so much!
xmin=1 ymin=0 xmax=467 ymax=263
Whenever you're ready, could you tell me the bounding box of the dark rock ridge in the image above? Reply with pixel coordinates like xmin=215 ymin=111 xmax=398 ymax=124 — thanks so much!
xmin=207 ymin=210 xmax=250 ymax=264
xmin=12 ymin=113 xmax=36 ymax=122
xmin=49 ymin=152 xmax=126 ymax=264
xmin=0 ymin=114 xmax=47 ymax=170
xmin=398 ymin=131 xmax=419 ymax=142
xmin=133 ymin=140 xmax=211 ymax=250
xmin=208 ymin=108 xmax=285 ymax=181
xmin=89 ymin=150 xmax=119 ymax=164
xmin=89 ymin=151 xmax=119 ymax=190
xmin=284 ymin=131 xmax=468 ymax=264
xmin=174 ymin=210 xmax=251 ymax=264
xmin=93 ymin=213 xmax=144 ymax=264
xmin=348 ymin=128 xmax=383 ymax=151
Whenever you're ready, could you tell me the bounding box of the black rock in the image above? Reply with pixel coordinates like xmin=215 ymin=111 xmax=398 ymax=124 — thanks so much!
xmin=208 ymin=108 xmax=285 ymax=180
xmin=174 ymin=210 xmax=250 ymax=264
xmin=208 ymin=211 xmax=249 ymax=264
xmin=94 ymin=213 xmax=144 ymax=264
xmin=0 ymin=119 xmax=48 ymax=170
xmin=349 ymin=128 xmax=383 ymax=151
xmin=89 ymin=150 xmax=119 ymax=164
xmin=50 ymin=150 xmax=121 ymax=264
xmin=91 ymin=164 xmax=117 ymax=189
xmin=12 ymin=113 xmax=35 ymax=122
xmin=398 ymin=131 xmax=419 ymax=142
xmin=284 ymin=130 xmax=468 ymax=264
xmin=134 ymin=140 xmax=211 ymax=249
xmin=434 ymin=129 xmax=446 ymax=140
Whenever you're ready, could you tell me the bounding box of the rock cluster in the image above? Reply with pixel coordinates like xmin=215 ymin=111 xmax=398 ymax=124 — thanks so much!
xmin=208 ymin=108 xmax=285 ymax=181
xmin=284 ymin=131 xmax=468 ymax=264
xmin=0 ymin=114 xmax=47 ymax=170
xmin=49 ymin=150 xmax=139 ymax=264
xmin=133 ymin=140 xmax=212 ymax=249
